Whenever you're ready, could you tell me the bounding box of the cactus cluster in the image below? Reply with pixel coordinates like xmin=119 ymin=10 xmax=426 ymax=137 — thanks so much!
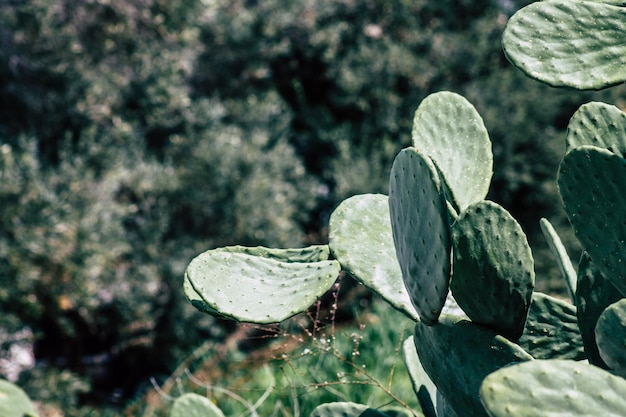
xmin=3 ymin=1 xmax=625 ymax=414
xmin=175 ymin=1 xmax=626 ymax=416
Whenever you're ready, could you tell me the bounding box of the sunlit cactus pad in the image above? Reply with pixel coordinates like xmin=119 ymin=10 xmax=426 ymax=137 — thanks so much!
xmin=329 ymin=193 xmax=419 ymax=321
xmin=480 ymin=360 xmax=626 ymax=417
xmin=0 ymin=379 xmax=38 ymax=417
xmin=539 ymin=218 xmax=577 ymax=300
xmin=411 ymin=91 xmax=492 ymax=212
xmin=309 ymin=402 xmax=404 ymax=417
xmin=502 ymin=0 xmax=626 ymax=90
xmin=185 ymin=245 xmax=340 ymax=323
xmin=402 ymin=336 xmax=437 ymax=413
xmin=389 ymin=148 xmax=451 ymax=325
xmin=169 ymin=393 xmax=225 ymax=417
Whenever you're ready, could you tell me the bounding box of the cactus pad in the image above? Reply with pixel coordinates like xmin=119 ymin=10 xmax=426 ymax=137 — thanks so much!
xmin=411 ymin=91 xmax=492 ymax=211
xmin=329 ymin=194 xmax=419 ymax=321
xmin=212 ymin=245 xmax=332 ymax=262
xmin=450 ymin=201 xmax=535 ymax=340
xmin=389 ymin=148 xmax=451 ymax=325
xmin=566 ymin=102 xmax=626 ymax=156
xmin=540 ymin=218 xmax=577 ymax=301
xmin=595 ymin=298 xmax=626 ymax=378
xmin=414 ymin=315 xmax=532 ymax=417
xmin=480 ymin=360 xmax=626 ymax=416
xmin=170 ymin=393 xmax=225 ymax=417
xmin=185 ymin=246 xmax=340 ymax=323
xmin=517 ymin=292 xmax=585 ymax=360
xmin=502 ymin=1 xmax=626 ymax=90
xmin=558 ymin=146 xmax=626 ymax=296
xmin=309 ymin=402 xmax=397 ymax=417
xmin=576 ymin=252 xmax=623 ymax=368
xmin=403 ymin=336 xmax=437 ymax=415
xmin=0 ymin=380 xmax=37 ymax=417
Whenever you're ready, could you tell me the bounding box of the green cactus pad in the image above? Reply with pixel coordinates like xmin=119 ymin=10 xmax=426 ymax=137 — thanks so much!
xmin=380 ymin=405 xmax=420 ymax=417
xmin=329 ymin=194 xmax=419 ymax=321
xmin=540 ymin=218 xmax=577 ymax=301
xmin=212 ymin=244 xmax=332 ymax=262
xmin=169 ymin=393 xmax=225 ymax=417
xmin=403 ymin=336 xmax=437 ymax=416
xmin=595 ymin=298 xmax=626 ymax=377
xmin=184 ymin=245 xmax=332 ymax=317
xmin=389 ymin=148 xmax=451 ymax=325
xmin=576 ymin=252 xmax=622 ymax=368
xmin=480 ymin=360 xmax=626 ymax=417
xmin=502 ymin=1 xmax=626 ymax=90
xmin=183 ymin=275 xmax=224 ymax=317
xmin=558 ymin=146 xmax=626 ymax=296
xmin=414 ymin=315 xmax=532 ymax=417
xmin=0 ymin=380 xmax=38 ymax=417
xmin=435 ymin=392 xmax=459 ymax=417
xmin=308 ymin=402 xmax=397 ymax=417
xmin=517 ymin=292 xmax=585 ymax=360
xmin=450 ymin=201 xmax=535 ymax=340
xmin=566 ymin=102 xmax=626 ymax=156
xmin=411 ymin=91 xmax=492 ymax=211
xmin=185 ymin=246 xmax=340 ymax=323
xmin=377 ymin=407 xmax=416 ymax=417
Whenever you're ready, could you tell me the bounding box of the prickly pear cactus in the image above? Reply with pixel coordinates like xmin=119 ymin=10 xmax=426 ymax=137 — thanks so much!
xmin=402 ymin=336 xmax=436 ymax=416
xmin=184 ymin=245 xmax=340 ymax=323
xmin=413 ymin=315 xmax=532 ymax=417
xmin=539 ymin=218 xmax=577 ymax=301
xmin=558 ymin=145 xmax=626 ymax=296
xmin=411 ymin=91 xmax=493 ymax=212
xmin=480 ymin=360 xmax=626 ymax=417
xmin=576 ymin=252 xmax=622 ymax=368
xmin=0 ymin=380 xmax=38 ymax=417
xmin=389 ymin=148 xmax=451 ymax=325
xmin=502 ymin=0 xmax=626 ymax=90
xmin=450 ymin=200 xmax=535 ymax=340
xmin=329 ymin=194 xmax=419 ymax=321
xmin=181 ymin=80 xmax=626 ymax=416
xmin=170 ymin=393 xmax=225 ymax=417
xmin=517 ymin=292 xmax=585 ymax=360
xmin=308 ymin=402 xmax=410 ymax=417
xmin=595 ymin=298 xmax=626 ymax=378
xmin=566 ymin=101 xmax=626 ymax=156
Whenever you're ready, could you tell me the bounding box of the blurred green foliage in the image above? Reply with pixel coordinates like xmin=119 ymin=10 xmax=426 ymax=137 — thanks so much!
xmin=0 ymin=0 xmax=625 ymax=412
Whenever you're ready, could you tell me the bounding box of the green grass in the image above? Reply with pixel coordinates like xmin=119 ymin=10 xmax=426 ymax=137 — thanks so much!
xmin=139 ymin=292 xmax=422 ymax=417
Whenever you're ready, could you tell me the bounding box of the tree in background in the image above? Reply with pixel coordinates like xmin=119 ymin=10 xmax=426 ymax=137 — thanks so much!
xmin=0 ymin=0 xmax=319 ymax=406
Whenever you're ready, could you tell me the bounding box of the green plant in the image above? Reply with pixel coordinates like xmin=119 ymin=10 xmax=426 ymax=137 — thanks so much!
xmin=175 ymin=87 xmax=575 ymax=415
xmin=169 ymin=393 xmax=226 ymax=417
xmin=502 ymin=0 xmax=626 ymax=90
xmin=4 ymin=0 xmax=617 ymax=409
xmin=183 ymin=1 xmax=626 ymax=410
xmin=0 ymin=1 xmax=624 ymax=412
xmin=0 ymin=379 xmax=38 ymax=417
xmin=143 ymin=296 xmax=420 ymax=416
